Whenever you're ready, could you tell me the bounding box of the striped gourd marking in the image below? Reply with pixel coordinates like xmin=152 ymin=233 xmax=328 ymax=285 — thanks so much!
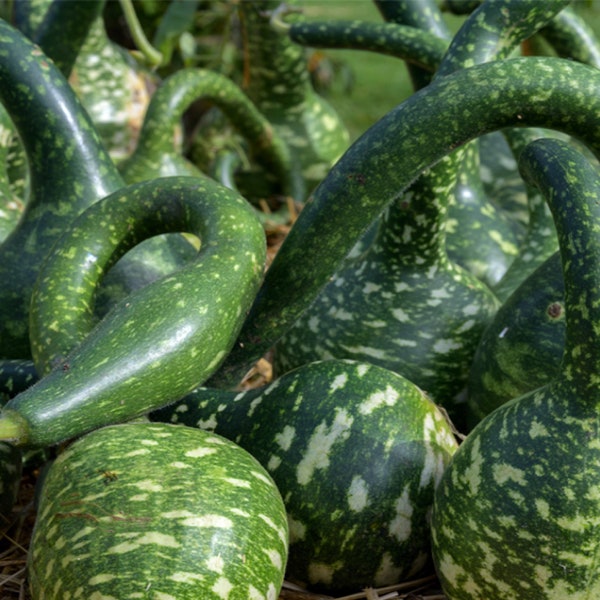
xmin=432 ymin=138 xmax=600 ymax=599
xmin=28 ymin=422 xmax=288 ymax=600
xmin=152 ymin=359 xmax=458 ymax=594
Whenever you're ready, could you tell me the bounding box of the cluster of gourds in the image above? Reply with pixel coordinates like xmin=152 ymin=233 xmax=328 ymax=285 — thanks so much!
xmin=1 ymin=0 xmax=600 ymax=598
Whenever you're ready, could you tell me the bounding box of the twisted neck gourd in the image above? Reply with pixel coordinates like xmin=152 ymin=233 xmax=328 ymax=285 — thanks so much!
xmin=152 ymin=359 xmax=458 ymax=594
xmin=432 ymin=136 xmax=600 ymax=600
xmin=208 ymin=57 xmax=600 ymax=390
xmin=237 ymin=0 xmax=349 ymax=194
xmin=0 ymin=176 xmax=265 ymax=448
xmin=272 ymin=1 xmax=567 ymax=417
xmin=0 ymin=19 xmax=123 ymax=359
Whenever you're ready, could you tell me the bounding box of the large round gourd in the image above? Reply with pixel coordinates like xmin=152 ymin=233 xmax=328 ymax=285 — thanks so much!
xmin=431 ymin=138 xmax=600 ymax=598
xmin=28 ymin=422 xmax=288 ymax=599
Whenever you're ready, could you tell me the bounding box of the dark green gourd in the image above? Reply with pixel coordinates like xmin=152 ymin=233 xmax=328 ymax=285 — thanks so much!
xmin=152 ymin=359 xmax=458 ymax=594
xmin=272 ymin=2 xmax=567 ymax=417
xmin=236 ymin=0 xmax=349 ymax=195
xmin=24 ymin=0 xmax=155 ymax=161
xmin=0 ymin=176 xmax=265 ymax=448
xmin=0 ymin=18 xmax=123 ymax=359
xmin=467 ymin=252 xmax=564 ymax=427
xmin=28 ymin=422 xmax=288 ymax=599
xmin=432 ymin=137 xmax=600 ymax=599
xmin=208 ymin=57 xmax=600 ymax=391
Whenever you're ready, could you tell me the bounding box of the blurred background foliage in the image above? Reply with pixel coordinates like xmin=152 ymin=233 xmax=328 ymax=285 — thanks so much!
xmin=0 ymin=0 xmax=599 ymax=141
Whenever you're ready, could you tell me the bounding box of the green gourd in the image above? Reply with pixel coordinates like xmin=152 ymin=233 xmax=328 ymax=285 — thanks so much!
xmin=0 ymin=175 xmax=265 ymax=448
xmin=235 ymin=0 xmax=349 ymax=195
xmin=432 ymin=136 xmax=600 ymax=600
xmin=0 ymin=105 xmax=24 ymax=242
xmin=467 ymin=252 xmax=564 ymax=428
xmin=0 ymin=18 xmax=123 ymax=359
xmin=28 ymin=422 xmax=288 ymax=599
xmin=208 ymin=56 xmax=600 ymax=391
xmin=272 ymin=1 xmax=566 ymax=417
xmin=152 ymin=359 xmax=458 ymax=594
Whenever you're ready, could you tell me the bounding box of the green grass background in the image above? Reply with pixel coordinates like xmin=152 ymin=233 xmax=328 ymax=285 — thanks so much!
xmin=296 ymin=1 xmax=600 ymax=141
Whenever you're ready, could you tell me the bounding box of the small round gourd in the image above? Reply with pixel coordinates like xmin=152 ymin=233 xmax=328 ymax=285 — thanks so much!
xmin=28 ymin=422 xmax=288 ymax=599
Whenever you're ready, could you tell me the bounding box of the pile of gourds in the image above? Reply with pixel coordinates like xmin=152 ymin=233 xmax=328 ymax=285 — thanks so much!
xmin=0 ymin=0 xmax=600 ymax=598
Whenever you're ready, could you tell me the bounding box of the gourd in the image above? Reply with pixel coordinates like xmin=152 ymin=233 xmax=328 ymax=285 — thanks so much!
xmin=0 ymin=175 xmax=265 ymax=448
xmin=432 ymin=136 xmax=600 ymax=599
xmin=21 ymin=0 xmax=155 ymax=161
xmin=28 ymin=421 xmax=288 ymax=599
xmin=271 ymin=2 xmax=566 ymax=418
xmin=0 ymin=105 xmax=24 ymax=242
xmin=0 ymin=18 xmax=123 ymax=359
xmin=235 ymin=0 xmax=349 ymax=195
xmin=152 ymin=358 xmax=458 ymax=594
xmin=208 ymin=58 xmax=600 ymax=392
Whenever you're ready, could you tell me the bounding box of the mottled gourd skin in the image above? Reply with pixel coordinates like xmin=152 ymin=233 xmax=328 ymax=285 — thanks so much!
xmin=0 ymin=176 xmax=266 ymax=449
xmin=467 ymin=251 xmax=565 ymax=428
xmin=432 ymin=138 xmax=600 ymax=600
xmin=273 ymin=153 xmax=501 ymax=421
xmin=28 ymin=422 xmax=288 ymax=600
xmin=153 ymin=359 xmax=458 ymax=594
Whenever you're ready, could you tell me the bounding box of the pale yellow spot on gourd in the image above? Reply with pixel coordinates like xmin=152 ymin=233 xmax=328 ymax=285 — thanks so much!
xmin=62 ymin=553 xmax=91 ymax=567
xmin=557 ymin=514 xmax=589 ymax=531
xmin=492 ymin=463 xmax=527 ymax=486
xmin=248 ymin=585 xmax=264 ymax=600
xmin=181 ymin=514 xmax=233 ymax=528
xmin=140 ymin=439 xmax=159 ymax=446
xmin=347 ymin=475 xmax=369 ymax=512
xmin=206 ymin=555 xmax=225 ymax=573
xmin=330 ymin=373 xmax=348 ymax=392
xmin=89 ymin=593 xmax=118 ymax=600
xmin=212 ymin=576 xmax=234 ymax=599
xmin=153 ymin=593 xmax=177 ymax=600
xmin=185 ymin=447 xmax=217 ymax=458
xmin=230 ymin=508 xmax=250 ymax=518
xmin=132 ymin=480 xmax=162 ymax=492
xmin=88 ymin=574 xmax=117 ymax=585
xmin=359 ymin=385 xmax=400 ymax=415
xmin=374 ymin=552 xmax=403 ymax=587
xmin=264 ymin=547 xmax=284 ymax=570
xmin=389 ymin=486 xmax=413 ymax=542
xmin=124 ymin=448 xmax=151 ymax=457
xmin=288 ymin=516 xmax=306 ymax=543
xmin=274 ymin=425 xmax=295 ymax=451
xmin=529 ymin=420 xmax=549 ymax=438
xmin=107 ymin=541 xmax=140 ymax=554
xmin=308 ymin=561 xmax=342 ymax=585
xmin=225 ymin=477 xmax=251 ymax=488
xmin=137 ymin=531 xmax=180 ymax=547
xmin=391 ymin=307 xmax=410 ymax=322
xmin=169 ymin=572 xmax=205 ymax=584
xmin=536 ymin=498 xmax=550 ymax=519
xmin=462 ymin=436 xmax=483 ymax=496
xmin=296 ymin=409 xmax=353 ymax=485
xmin=433 ymin=338 xmax=462 ymax=353
xmin=169 ymin=462 xmax=189 ymax=469
xmin=129 ymin=493 xmax=149 ymax=501
xmin=71 ymin=525 xmax=95 ymax=543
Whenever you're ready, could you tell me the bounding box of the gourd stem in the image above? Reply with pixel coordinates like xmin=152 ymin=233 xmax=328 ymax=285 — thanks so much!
xmin=286 ymin=20 xmax=447 ymax=73
xmin=518 ymin=139 xmax=600 ymax=387
xmin=33 ymin=0 xmax=105 ymax=76
xmin=118 ymin=0 xmax=163 ymax=67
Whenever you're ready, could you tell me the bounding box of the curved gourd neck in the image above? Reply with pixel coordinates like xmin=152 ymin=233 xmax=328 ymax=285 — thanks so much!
xmin=238 ymin=0 xmax=312 ymax=119
xmin=519 ymin=138 xmax=600 ymax=396
xmin=122 ymin=68 xmax=296 ymax=197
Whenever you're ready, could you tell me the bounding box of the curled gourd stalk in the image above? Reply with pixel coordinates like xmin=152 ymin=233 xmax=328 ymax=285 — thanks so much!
xmin=152 ymin=359 xmax=458 ymax=594
xmin=208 ymin=56 xmax=600 ymax=390
xmin=271 ymin=0 xmax=567 ymax=422
xmin=432 ymin=136 xmax=600 ymax=600
xmin=0 ymin=175 xmax=266 ymax=449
